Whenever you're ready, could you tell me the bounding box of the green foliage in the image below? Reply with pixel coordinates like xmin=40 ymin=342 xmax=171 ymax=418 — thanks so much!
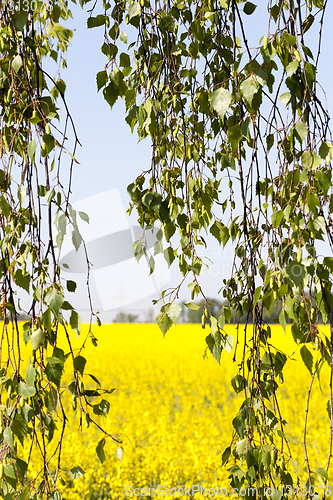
xmin=96 ymin=439 xmax=106 ymax=464
xmin=0 ymin=4 xmax=119 ymax=498
xmin=3 ymin=0 xmax=333 ymax=496
xmin=89 ymin=0 xmax=333 ymax=495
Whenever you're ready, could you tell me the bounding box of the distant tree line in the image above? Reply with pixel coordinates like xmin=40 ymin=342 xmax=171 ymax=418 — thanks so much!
xmin=179 ymin=297 xmax=325 ymax=325
xmin=113 ymin=297 xmax=326 ymax=324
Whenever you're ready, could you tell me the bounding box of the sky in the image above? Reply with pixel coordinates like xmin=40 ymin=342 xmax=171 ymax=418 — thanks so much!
xmin=48 ymin=2 xmax=333 ymax=322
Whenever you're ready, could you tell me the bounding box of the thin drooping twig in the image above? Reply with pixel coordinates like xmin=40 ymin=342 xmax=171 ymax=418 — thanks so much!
xmin=304 ymin=370 xmax=316 ymax=489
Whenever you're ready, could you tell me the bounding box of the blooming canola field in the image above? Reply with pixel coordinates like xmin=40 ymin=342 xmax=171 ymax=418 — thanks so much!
xmin=22 ymin=324 xmax=332 ymax=499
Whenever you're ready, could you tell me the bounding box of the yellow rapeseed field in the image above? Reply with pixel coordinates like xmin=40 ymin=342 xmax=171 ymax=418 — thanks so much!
xmin=18 ymin=324 xmax=332 ymax=499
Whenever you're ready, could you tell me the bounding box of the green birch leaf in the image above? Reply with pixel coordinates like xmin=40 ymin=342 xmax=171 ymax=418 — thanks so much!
xmin=314 ymin=215 xmax=326 ymax=234
xmin=70 ymin=310 xmax=81 ymax=338
xmin=210 ymin=316 xmax=218 ymax=333
xmin=15 ymin=269 xmax=30 ymax=293
xmin=133 ymin=240 xmax=146 ymax=262
xmin=210 ymin=221 xmax=230 ymax=247
xmin=4 ymin=427 xmax=14 ymax=449
xmin=300 ymin=345 xmax=313 ymax=374
xmin=12 ymin=11 xmax=28 ymax=31
xmin=253 ymin=286 xmax=262 ymax=307
xmin=222 ymin=446 xmax=231 ymax=466
xmin=42 ymin=307 xmax=52 ymax=334
xmin=220 ymin=225 xmax=230 ymax=247
xmin=319 ymin=141 xmax=333 ymax=165
xmin=12 ymin=55 xmax=23 ymax=73
xmin=240 ymin=76 xmax=259 ymax=106
xmin=44 ymin=289 xmax=63 ymax=313
xmin=96 ymin=71 xmax=107 ymax=91
xmin=128 ymin=2 xmax=141 ymax=18
xmin=209 ymin=88 xmax=232 ymax=122
xmin=42 ymin=134 xmax=55 ymax=155
xmin=262 ymin=450 xmax=271 ymax=470
xmin=284 ymin=296 xmax=295 ymax=320
xmin=45 ymin=188 xmax=55 ymax=205
xmin=302 ymin=150 xmax=322 ymax=170
xmin=277 ymin=429 xmax=287 ymax=439
xmin=232 ymin=415 xmax=245 ymax=439
xmin=284 ymin=33 xmax=296 ymax=45
xmin=323 ymin=257 xmax=333 ymax=272
xmin=306 ymin=191 xmax=320 ymax=212
xmin=315 ymin=467 xmax=329 ymax=481
xmin=69 ymin=466 xmax=85 ymax=479
xmin=285 ymin=261 xmax=305 ymax=286
xmin=56 ymin=78 xmax=66 ymax=94
xmin=87 ymin=15 xmax=107 ymax=28
xmin=128 ymin=2 xmax=141 ymax=26
xmin=286 ymin=60 xmax=298 ymax=76
xmin=72 ymin=229 xmax=82 ymax=252
xmin=305 ymin=61 xmax=315 ymax=88
xmin=15 ymin=458 xmax=28 ymax=482
xmin=302 ymin=44 xmax=313 ymax=59
xmin=205 ymin=333 xmax=222 ymax=364
xmin=300 ymin=170 xmax=308 ymax=183
xmin=49 ymin=491 xmax=62 ymax=500
xmin=27 ymin=139 xmax=37 ymax=159
xmin=93 ymin=399 xmax=110 ymax=416
xmin=148 ymin=256 xmax=155 ymax=275
xmin=18 ymin=382 xmax=36 ymax=398
xmin=210 ymin=221 xmax=222 ymax=243
xmin=46 ymin=356 xmax=64 ymax=366
xmin=164 ymin=222 xmax=176 ymax=241
xmin=26 ymin=365 xmax=36 ymax=387
xmin=45 ymin=385 xmax=59 ymax=412
xmin=166 ymin=303 xmax=182 ymax=325
xmin=31 ymin=329 xmax=45 ymax=350
xmin=120 ymin=52 xmax=131 ymax=67
xmin=294 ymin=120 xmax=307 ymax=143
xmin=103 ymin=82 xmax=119 ymax=109
xmin=0 ymin=68 xmax=6 ymax=90
xmin=279 ymin=309 xmax=287 ymax=331
xmin=120 ymin=31 xmax=128 ymax=43
xmin=243 ymin=2 xmax=256 ymax=14
xmin=280 ymin=92 xmax=291 ymax=106
xmin=316 ymin=170 xmax=331 ymax=195
xmin=184 ymin=302 xmax=201 ymax=310
xmin=156 ymin=313 xmax=172 ymax=336
xmin=96 ymin=439 xmax=106 ymax=464
xmin=222 ymin=334 xmax=234 ymax=354
xmin=262 ymin=290 xmax=274 ymax=313
xmin=67 ymin=280 xmax=77 ymax=292
xmin=272 ymin=489 xmax=282 ymax=500
xmin=218 ymin=314 xmax=225 ymax=330
xmin=45 ymin=361 xmax=63 ymax=387
xmin=73 ymin=355 xmax=86 ymax=376
xmin=89 ymin=373 xmax=101 ymax=386
xmin=235 ymin=439 xmax=247 ymax=456
xmin=163 ymin=247 xmax=175 ymax=267
xmin=228 ymin=124 xmax=242 ymax=152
